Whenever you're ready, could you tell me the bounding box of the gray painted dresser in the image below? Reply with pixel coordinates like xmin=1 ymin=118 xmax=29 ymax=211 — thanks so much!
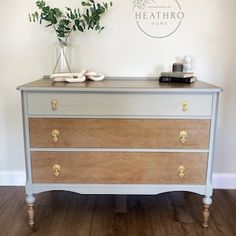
xmin=18 ymin=78 xmax=222 ymax=228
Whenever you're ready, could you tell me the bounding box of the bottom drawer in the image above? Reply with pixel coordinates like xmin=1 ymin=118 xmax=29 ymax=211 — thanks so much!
xmin=31 ymin=152 xmax=208 ymax=184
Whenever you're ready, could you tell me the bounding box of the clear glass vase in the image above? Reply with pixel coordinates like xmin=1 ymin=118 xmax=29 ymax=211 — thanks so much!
xmin=53 ymin=37 xmax=72 ymax=74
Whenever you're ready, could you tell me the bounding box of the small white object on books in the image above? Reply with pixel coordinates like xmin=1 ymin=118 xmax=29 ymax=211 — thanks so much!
xmin=184 ymin=55 xmax=193 ymax=72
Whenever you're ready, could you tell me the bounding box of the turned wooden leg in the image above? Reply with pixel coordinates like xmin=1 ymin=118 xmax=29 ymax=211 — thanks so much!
xmin=27 ymin=203 xmax=35 ymax=228
xmin=202 ymin=196 xmax=212 ymax=228
xmin=26 ymin=195 xmax=36 ymax=228
xmin=203 ymin=204 xmax=210 ymax=228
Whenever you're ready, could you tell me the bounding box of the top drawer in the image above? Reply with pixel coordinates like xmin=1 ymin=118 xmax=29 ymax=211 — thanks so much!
xmin=27 ymin=92 xmax=212 ymax=117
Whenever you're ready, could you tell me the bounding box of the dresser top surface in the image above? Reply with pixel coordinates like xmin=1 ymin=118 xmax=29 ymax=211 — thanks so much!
xmin=18 ymin=77 xmax=222 ymax=93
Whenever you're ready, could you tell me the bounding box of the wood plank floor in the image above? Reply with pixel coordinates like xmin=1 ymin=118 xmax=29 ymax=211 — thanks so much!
xmin=0 ymin=187 xmax=235 ymax=236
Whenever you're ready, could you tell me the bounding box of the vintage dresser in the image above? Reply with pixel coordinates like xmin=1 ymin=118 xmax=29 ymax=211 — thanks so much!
xmin=18 ymin=78 xmax=222 ymax=228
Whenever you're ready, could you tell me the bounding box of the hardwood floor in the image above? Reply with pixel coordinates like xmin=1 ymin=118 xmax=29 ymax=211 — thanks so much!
xmin=0 ymin=187 xmax=235 ymax=236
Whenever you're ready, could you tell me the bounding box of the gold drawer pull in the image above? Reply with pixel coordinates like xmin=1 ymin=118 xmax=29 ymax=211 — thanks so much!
xmin=52 ymin=129 xmax=60 ymax=143
xmin=53 ymin=164 xmax=61 ymax=177
xmin=51 ymin=99 xmax=58 ymax=111
xmin=179 ymin=130 xmax=187 ymax=144
xmin=178 ymin=165 xmax=185 ymax=178
xmin=182 ymin=101 xmax=189 ymax=112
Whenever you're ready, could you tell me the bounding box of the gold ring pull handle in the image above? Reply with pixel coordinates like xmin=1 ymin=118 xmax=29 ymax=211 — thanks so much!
xmin=178 ymin=165 xmax=185 ymax=178
xmin=52 ymin=129 xmax=60 ymax=143
xmin=182 ymin=101 xmax=189 ymax=112
xmin=179 ymin=130 xmax=187 ymax=144
xmin=51 ymin=99 xmax=58 ymax=111
xmin=53 ymin=164 xmax=61 ymax=177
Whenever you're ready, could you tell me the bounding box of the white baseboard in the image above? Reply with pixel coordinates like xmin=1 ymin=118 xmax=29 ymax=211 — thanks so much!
xmin=212 ymin=173 xmax=236 ymax=189
xmin=0 ymin=171 xmax=236 ymax=189
xmin=0 ymin=171 xmax=26 ymax=186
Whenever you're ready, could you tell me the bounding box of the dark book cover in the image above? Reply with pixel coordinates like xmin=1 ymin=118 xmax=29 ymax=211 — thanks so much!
xmin=159 ymin=76 xmax=197 ymax=84
xmin=161 ymin=72 xmax=194 ymax=78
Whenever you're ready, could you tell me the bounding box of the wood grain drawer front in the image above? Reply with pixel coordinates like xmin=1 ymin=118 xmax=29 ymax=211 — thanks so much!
xmin=27 ymin=92 xmax=212 ymax=117
xmin=31 ymin=152 xmax=208 ymax=184
xmin=29 ymin=119 xmax=211 ymax=149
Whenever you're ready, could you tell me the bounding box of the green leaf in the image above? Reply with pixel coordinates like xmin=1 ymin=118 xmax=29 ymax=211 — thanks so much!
xmin=99 ymin=26 xmax=105 ymax=32
xmin=74 ymin=9 xmax=78 ymax=18
xmin=35 ymin=11 xmax=39 ymax=20
xmin=54 ymin=8 xmax=63 ymax=17
xmin=86 ymin=9 xmax=90 ymax=16
xmin=75 ymin=19 xmax=80 ymax=26
xmin=95 ymin=24 xmax=100 ymax=31
xmin=77 ymin=8 xmax=81 ymax=17
xmin=82 ymin=1 xmax=92 ymax=7
xmin=36 ymin=0 xmax=46 ymax=9
xmin=90 ymin=7 xmax=95 ymax=14
xmin=51 ymin=16 xmax=57 ymax=24
xmin=81 ymin=20 xmax=86 ymax=29
xmin=60 ymin=19 xmax=70 ymax=25
xmin=32 ymin=13 xmax=36 ymax=22
xmin=70 ymin=11 xmax=75 ymax=20
xmin=77 ymin=25 xmax=84 ymax=32
xmin=43 ymin=6 xmax=50 ymax=12
xmin=103 ymin=2 xmax=108 ymax=10
xmin=83 ymin=15 xmax=89 ymax=24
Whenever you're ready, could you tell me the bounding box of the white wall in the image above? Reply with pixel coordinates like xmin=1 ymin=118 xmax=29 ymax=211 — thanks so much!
xmin=0 ymin=0 xmax=236 ymax=177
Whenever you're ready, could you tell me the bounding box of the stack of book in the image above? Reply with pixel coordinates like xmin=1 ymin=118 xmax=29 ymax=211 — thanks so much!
xmin=159 ymin=72 xmax=197 ymax=84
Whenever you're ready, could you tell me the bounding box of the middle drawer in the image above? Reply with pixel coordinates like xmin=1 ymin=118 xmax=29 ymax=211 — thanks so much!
xmin=29 ymin=118 xmax=210 ymax=149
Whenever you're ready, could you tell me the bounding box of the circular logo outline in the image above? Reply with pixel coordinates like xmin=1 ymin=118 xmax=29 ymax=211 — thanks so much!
xmin=133 ymin=0 xmax=184 ymax=39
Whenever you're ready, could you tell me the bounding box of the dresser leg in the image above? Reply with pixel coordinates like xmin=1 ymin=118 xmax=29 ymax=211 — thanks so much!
xmin=202 ymin=196 xmax=212 ymax=228
xmin=26 ymin=195 xmax=36 ymax=228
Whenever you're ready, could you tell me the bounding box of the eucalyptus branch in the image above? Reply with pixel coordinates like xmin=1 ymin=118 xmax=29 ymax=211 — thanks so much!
xmin=29 ymin=0 xmax=112 ymax=45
